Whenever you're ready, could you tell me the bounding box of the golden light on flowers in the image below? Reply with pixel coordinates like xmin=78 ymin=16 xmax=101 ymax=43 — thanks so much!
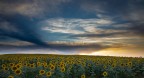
xmin=8 ymin=75 xmax=14 ymax=78
xmin=81 ymin=74 xmax=85 ymax=78
xmin=39 ymin=70 xmax=45 ymax=75
xmin=14 ymin=69 xmax=22 ymax=75
xmin=102 ymin=71 xmax=108 ymax=77
xmin=46 ymin=71 xmax=52 ymax=77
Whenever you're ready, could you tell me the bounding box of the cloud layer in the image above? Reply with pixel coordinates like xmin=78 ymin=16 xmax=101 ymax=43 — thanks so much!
xmin=0 ymin=0 xmax=144 ymax=56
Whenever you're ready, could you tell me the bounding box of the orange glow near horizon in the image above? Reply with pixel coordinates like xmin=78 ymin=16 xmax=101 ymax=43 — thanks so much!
xmin=79 ymin=48 xmax=144 ymax=57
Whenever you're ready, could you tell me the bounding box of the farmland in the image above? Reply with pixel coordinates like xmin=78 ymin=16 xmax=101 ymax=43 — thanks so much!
xmin=0 ymin=54 xmax=144 ymax=78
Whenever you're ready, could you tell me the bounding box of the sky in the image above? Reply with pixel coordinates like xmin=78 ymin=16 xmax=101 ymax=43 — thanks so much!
xmin=0 ymin=0 xmax=144 ymax=57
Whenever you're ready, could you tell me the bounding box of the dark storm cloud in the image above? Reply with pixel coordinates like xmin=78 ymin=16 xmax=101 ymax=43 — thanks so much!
xmin=49 ymin=43 xmax=109 ymax=51
xmin=0 ymin=17 xmax=48 ymax=46
xmin=0 ymin=41 xmax=111 ymax=53
xmin=0 ymin=0 xmax=70 ymax=46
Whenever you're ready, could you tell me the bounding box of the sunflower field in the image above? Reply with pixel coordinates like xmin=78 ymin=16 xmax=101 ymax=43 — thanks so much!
xmin=0 ymin=54 xmax=144 ymax=78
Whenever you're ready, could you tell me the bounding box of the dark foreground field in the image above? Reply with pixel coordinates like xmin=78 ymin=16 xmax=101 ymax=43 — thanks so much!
xmin=0 ymin=54 xmax=144 ymax=78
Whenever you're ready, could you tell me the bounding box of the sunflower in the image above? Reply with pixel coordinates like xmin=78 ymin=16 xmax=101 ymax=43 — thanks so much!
xmin=18 ymin=63 xmax=22 ymax=66
xmin=9 ymin=63 xmax=14 ymax=67
xmin=102 ymin=71 xmax=108 ymax=77
xmin=120 ymin=63 xmax=124 ymax=67
xmin=112 ymin=64 xmax=116 ymax=68
xmin=37 ymin=62 xmax=41 ymax=65
xmin=2 ymin=64 xmax=6 ymax=68
xmin=81 ymin=74 xmax=85 ymax=78
xmin=60 ymin=64 xmax=65 ymax=68
xmin=23 ymin=63 xmax=27 ymax=66
xmin=8 ymin=75 xmax=14 ymax=78
xmin=14 ymin=69 xmax=22 ymax=75
xmin=39 ymin=70 xmax=45 ymax=75
xmin=30 ymin=64 xmax=35 ymax=68
xmin=11 ymin=66 xmax=17 ymax=71
xmin=88 ymin=63 xmax=91 ymax=67
xmin=50 ymin=65 xmax=55 ymax=70
xmin=27 ymin=64 xmax=31 ymax=67
xmin=3 ymin=67 xmax=9 ymax=71
xmin=46 ymin=71 xmax=52 ymax=77
xmin=43 ymin=62 xmax=47 ymax=66
xmin=15 ymin=64 xmax=21 ymax=69
xmin=60 ymin=62 xmax=65 ymax=65
xmin=44 ymin=65 xmax=48 ymax=68
xmin=128 ymin=62 xmax=132 ymax=67
xmin=103 ymin=65 xmax=107 ymax=69
xmin=81 ymin=63 xmax=86 ymax=67
xmin=61 ymin=67 xmax=65 ymax=72
xmin=41 ymin=63 xmax=44 ymax=66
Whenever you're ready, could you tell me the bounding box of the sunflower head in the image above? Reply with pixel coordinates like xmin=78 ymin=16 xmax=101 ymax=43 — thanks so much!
xmin=23 ymin=63 xmax=27 ymax=66
xmin=61 ymin=67 xmax=65 ymax=72
xmin=43 ymin=62 xmax=47 ymax=66
xmin=39 ymin=70 xmax=45 ymax=75
xmin=128 ymin=62 xmax=132 ymax=67
xmin=3 ymin=67 xmax=9 ymax=71
xmin=112 ymin=64 xmax=116 ymax=68
xmin=2 ymin=64 xmax=6 ymax=68
xmin=81 ymin=74 xmax=85 ymax=78
xmin=102 ymin=71 xmax=108 ymax=77
xmin=37 ymin=62 xmax=41 ymax=65
xmin=60 ymin=64 xmax=65 ymax=68
xmin=50 ymin=65 xmax=55 ymax=70
xmin=120 ymin=63 xmax=124 ymax=67
xmin=8 ymin=75 xmax=14 ymax=78
xmin=103 ymin=65 xmax=107 ymax=69
xmin=14 ymin=69 xmax=22 ymax=75
xmin=30 ymin=64 xmax=35 ymax=68
xmin=46 ymin=71 xmax=52 ymax=77
xmin=11 ymin=66 xmax=17 ymax=71
xmin=44 ymin=65 xmax=48 ymax=68
xmin=9 ymin=63 xmax=14 ymax=67
xmin=15 ymin=64 xmax=21 ymax=69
